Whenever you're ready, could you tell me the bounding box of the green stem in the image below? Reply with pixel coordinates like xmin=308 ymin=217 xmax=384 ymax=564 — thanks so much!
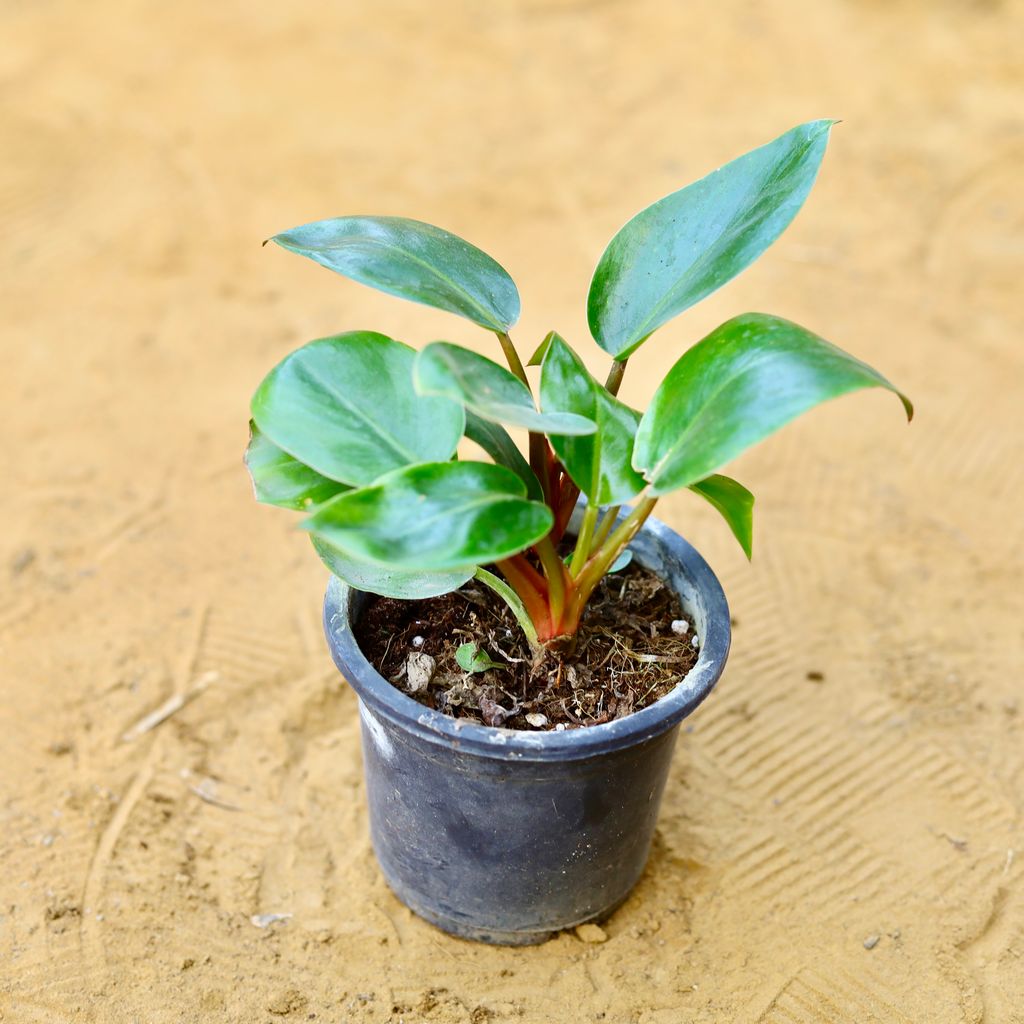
xmin=568 ymin=496 xmax=658 ymax=625
xmin=529 ymin=433 xmax=551 ymax=502
xmin=534 ymin=535 xmax=568 ymax=631
xmin=569 ymin=503 xmax=598 ymax=577
xmin=495 ymin=331 xmax=530 ymax=386
xmin=495 ymin=330 xmax=552 ymax=504
xmin=590 ymin=504 xmax=620 ymax=554
xmin=605 ymin=358 xmax=628 ymax=396
xmin=474 ymin=568 xmax=540 ymax=649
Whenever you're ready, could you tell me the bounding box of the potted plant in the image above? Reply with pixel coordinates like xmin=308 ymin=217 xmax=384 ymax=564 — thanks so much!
xmin=246 ymin=120 xmax=912 ymax=945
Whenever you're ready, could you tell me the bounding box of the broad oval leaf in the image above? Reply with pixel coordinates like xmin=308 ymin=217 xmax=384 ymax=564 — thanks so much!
xmin=244 ymin=422 xmax=348 ymax=510
xmin=251 ymin=331 xmax=464 ymax=486
xmin=302 ymin=461 xmax=553 ymax=571
xmin=588 ymin=120 xmax=835 ymax=359
xmin=414 ymin=341 xmax=596 ymax=435
xmin=634 ymin=313 xmax=913 ymax=495
xmin=688 ymin=474 xmax=755 ymax=560
xmin=539 ymin=333 xmax=646 ymax=505
xmin=464 ymin=411 xmax=544 ymax=502
xmin=270 ymin=216 xmax=520 ymax=331
xmin=311 ymin=535 xmax=471 ymax=599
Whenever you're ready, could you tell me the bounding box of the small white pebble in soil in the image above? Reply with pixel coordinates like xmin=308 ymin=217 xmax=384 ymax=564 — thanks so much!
xmin=671 ymin=619 xmax=690 ymax=635
xmin=411 ymin=635 xmax=424 ymax=648
xmin=250 ymin=912 xmax=292 ymax=928
xmin=525 ymin=713 xmax=548 ymax=728
xmin=405 ymin=652 xmax=436 ymax=693
xmin=575 ymin=923 xmax=608 ymax=943
xmin=554 ymin=723 xmax=566 ymax=732
xmin=691 ymin=634 xmax=700 ymax=648
xmin=863 ymin=934 xmax=880 ymax=950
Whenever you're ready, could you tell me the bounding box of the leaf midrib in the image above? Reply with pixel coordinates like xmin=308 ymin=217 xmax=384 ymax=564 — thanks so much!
xmin=644 ymin=349 xmax=776 ymax=484
xmin=312 ymin=231 xmax=504 ymax=328
xmin=313 ymin=367 xmax=423 ymax=466
xmin=608 ymin=131 xmax=821 ymax=348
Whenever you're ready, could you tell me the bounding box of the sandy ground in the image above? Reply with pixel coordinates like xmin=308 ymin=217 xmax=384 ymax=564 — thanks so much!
xmin=1 ymin=1 xmax=1022 ymax=1021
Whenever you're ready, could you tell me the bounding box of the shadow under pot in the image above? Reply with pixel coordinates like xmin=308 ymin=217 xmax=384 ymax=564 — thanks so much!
xmin=322 ymin=512 xmax=730 ymax=945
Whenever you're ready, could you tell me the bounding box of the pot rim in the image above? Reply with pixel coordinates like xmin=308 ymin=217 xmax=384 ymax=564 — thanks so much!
xmin=323 ymin=512 xmax=730 ymax=762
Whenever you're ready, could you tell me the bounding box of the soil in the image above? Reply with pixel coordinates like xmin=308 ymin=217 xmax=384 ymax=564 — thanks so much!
xmin=2 ymin=2 xmax=1023 ymax=1023
xmin=358 ymin=563 xmax=698 ymax=730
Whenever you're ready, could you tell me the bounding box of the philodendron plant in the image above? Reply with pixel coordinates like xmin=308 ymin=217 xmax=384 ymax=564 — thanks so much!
xmin=247 ymin=120 xmax=912 ymax=658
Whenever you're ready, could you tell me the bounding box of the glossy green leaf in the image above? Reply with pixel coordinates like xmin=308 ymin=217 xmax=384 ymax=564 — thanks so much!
xmin=688 ymin=474 xmax=755 ymax=559
xmin=302 ymin=461 xmax=553 ymax=571
xmin=311 ymin=536 xmax=471 ymax=599
xmin=270 ymin=216 xmax=520 ymax=331
xmin=634 ymin=313 xmax=913 ymax=495
xmin=463 ymin=412 xmax=544 ymax=502
xmin=526 ymin=332 xmax=555 ymax=367
xmin=456 ymin=642 xmax=506 ymax=673
xmin=414 ymin=342 xmax=596 ymax=435
xmin=539 ymin=333 xmax=646 ymax=505
xmin=251 ymin=331 xmax=464 ymax=486
xmin=588 ymin=120 xmax=835 ymax=359
xmin=244 ymin=422 xmax=348 ymax=510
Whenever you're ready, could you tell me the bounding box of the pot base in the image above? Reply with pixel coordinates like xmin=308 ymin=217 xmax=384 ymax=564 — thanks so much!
xmin=383 ymin=871 xmax=629 ymax=946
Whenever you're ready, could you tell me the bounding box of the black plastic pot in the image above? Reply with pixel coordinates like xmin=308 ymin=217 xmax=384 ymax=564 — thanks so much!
xmin=322 ymin=512 xmax=730 ymax=945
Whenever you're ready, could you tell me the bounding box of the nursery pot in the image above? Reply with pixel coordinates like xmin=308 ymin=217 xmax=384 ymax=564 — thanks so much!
xmin=322 ymin=512 xmax=730 ymax=945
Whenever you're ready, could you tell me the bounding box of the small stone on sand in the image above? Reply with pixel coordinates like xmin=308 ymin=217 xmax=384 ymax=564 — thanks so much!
xmin=575 ymin=923 xmax=608 ymax=943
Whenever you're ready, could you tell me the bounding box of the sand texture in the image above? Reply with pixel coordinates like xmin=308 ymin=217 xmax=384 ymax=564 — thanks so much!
xmin=1 ymin=1 xmax=1022 ymax=1021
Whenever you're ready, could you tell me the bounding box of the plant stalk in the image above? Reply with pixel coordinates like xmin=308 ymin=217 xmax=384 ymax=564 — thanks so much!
xmin=494 ymin=330 xmax=552 ymax=504
xmin=495 ymin=557 xmax=551 ymax=636
xmin=590 ymin=504 xmax=620 ymax=554
xmin=567 ymin=495 xmax=658 ymax=626
xmin=495 ymin=331 xmax=530 ymax=386
xmin=474 ymin=568 xmax=540 ymax=649
xmin=569 ymin=503 xmax=598 ymax=577
xmin=605 ymin=358 xmax=628 ymax=396
xmin=533 ymin=535 xmax=568 ymax=632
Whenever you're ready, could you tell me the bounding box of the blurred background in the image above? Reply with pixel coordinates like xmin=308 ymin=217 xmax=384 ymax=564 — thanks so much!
xmin=1 ymin=2 xmax=1021 ymax=1021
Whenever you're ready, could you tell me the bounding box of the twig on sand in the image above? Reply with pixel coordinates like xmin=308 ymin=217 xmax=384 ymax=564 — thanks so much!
xmin=187 ymin=774 xmax=242 ymax=812
xmin=120 ymin=671 xmax=219 ymax=743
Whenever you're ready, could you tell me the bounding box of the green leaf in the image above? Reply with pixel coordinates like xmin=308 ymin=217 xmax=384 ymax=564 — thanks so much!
xmin=270 ymin=216 xmax=520 ymax=331
xmin=526 ymin=332 xmax=555 ymax=367
xmin=251 ymin=331 xmax=464 ymax=486
xmin=244 ymin=422 xmax=348 ymax=510
xmin=302 ymin=461 xmax=554 ymax=571
xmin=464 ymin=412 xmax=544 ymax=502
xmin=414 ymin=342 xmax=596 ymax=435
xmin=455 ymin=642 xmax=506 ymax=673
xmin=588 ymin=120 xmax=835 ymax=359
xmin=634 ymin=313 xmax=913 ymax=495
xmin=539 ymin=333 xmax=646 ymax=505
xmin=688 ymin=474 xmax=755 ymax=560
xmin=311 ymin=535 xmax=471 ymax=599
xmin=609 ymin=548 xmax=633 ymax=573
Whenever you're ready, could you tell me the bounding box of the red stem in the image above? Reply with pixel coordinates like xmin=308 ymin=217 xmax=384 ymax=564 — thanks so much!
xmin=496 ymin=557 xmax=551 ymax=636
